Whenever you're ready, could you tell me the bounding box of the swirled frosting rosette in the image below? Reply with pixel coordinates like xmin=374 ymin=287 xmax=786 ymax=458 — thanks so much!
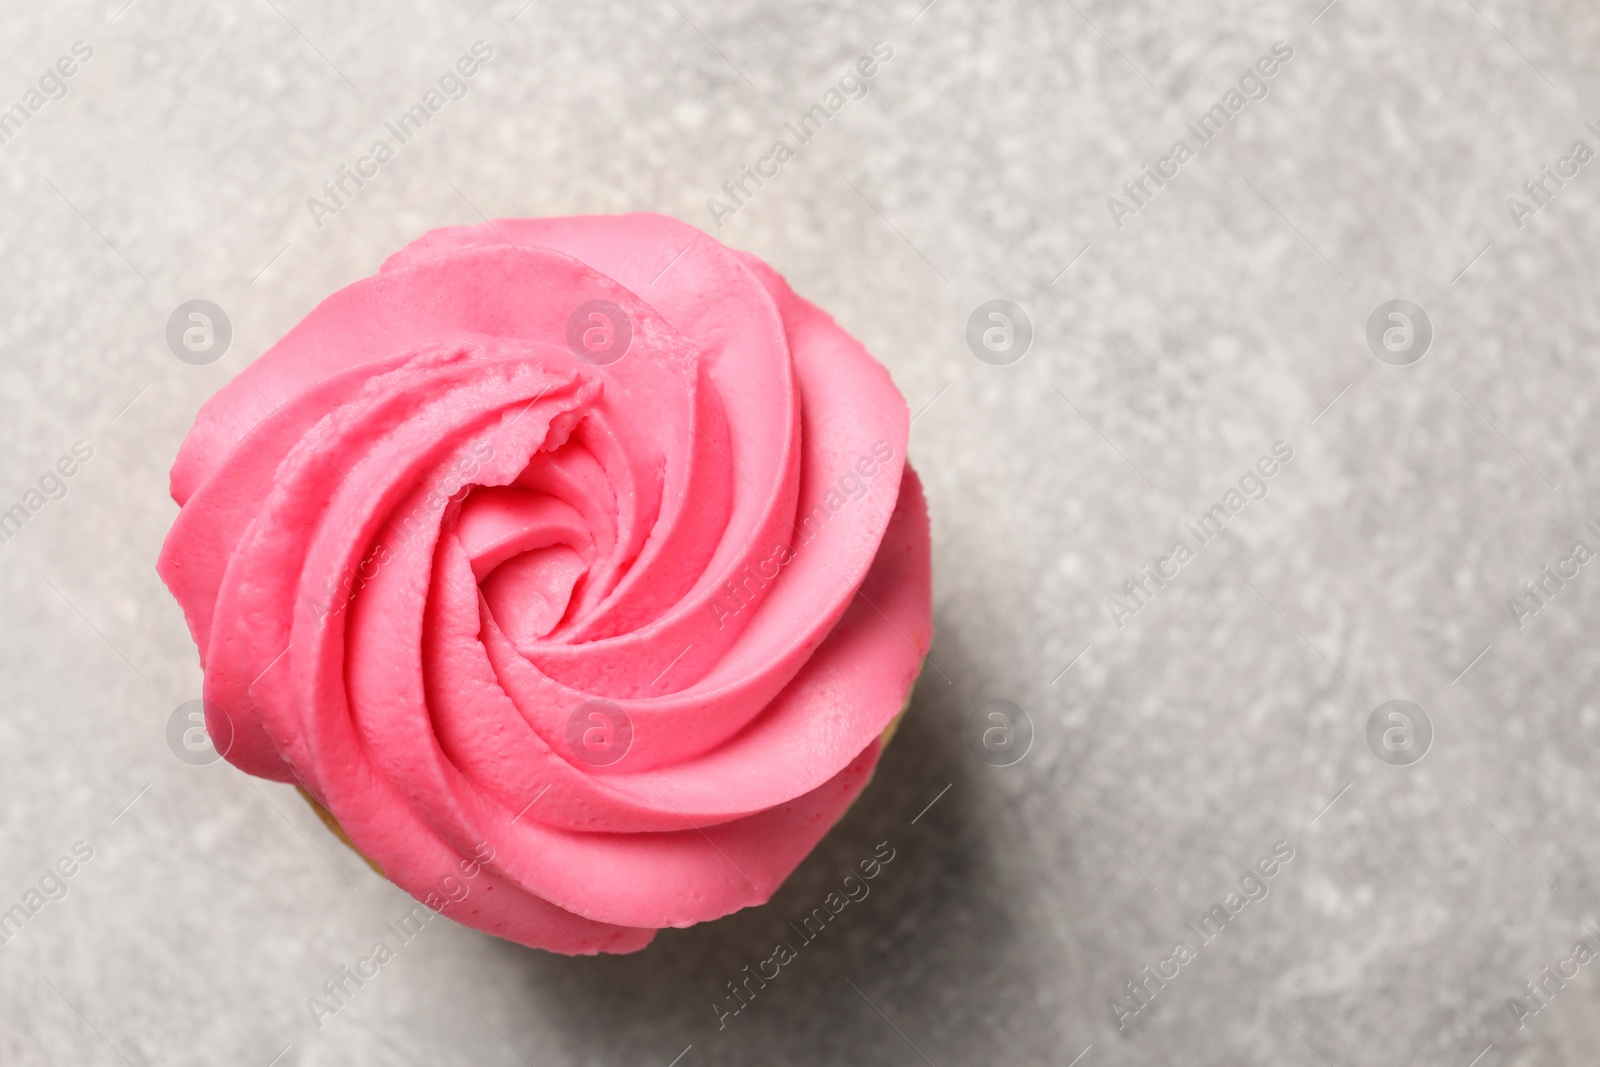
xmin=157 ymin=214 xmax=932 ymax=954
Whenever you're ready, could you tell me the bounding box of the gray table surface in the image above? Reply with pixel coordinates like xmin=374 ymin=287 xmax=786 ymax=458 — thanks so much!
xmin=3 ymin=0 xmax=1599 ymax=1064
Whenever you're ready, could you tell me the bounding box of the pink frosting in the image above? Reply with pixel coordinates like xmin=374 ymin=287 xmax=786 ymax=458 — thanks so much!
xmin=157 ymin=214 xmax=932 ymax=954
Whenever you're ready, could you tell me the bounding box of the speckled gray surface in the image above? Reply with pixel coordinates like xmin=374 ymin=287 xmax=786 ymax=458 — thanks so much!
xmin=3 ymin=0 xmax=1600 ymax=1063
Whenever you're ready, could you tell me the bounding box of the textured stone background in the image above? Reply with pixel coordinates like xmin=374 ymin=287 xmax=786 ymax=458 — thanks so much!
xmin=2 ymin=0 xmax=1599 ymax=1063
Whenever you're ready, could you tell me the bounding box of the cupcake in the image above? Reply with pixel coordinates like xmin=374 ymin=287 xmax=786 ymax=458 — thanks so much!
xmin=157 ymin=213 xmax=933 ymax=954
